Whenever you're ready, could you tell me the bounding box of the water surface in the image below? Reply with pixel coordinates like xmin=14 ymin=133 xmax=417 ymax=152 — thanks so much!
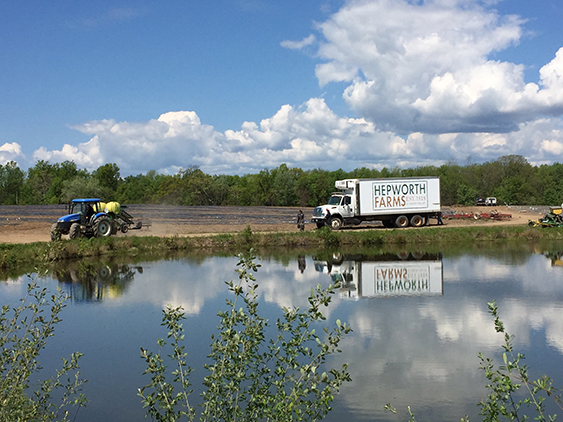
xmin=2 ymin=246 xmax=563 ymax=421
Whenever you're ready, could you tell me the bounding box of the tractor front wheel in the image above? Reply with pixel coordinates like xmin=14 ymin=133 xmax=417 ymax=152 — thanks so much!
xmin=94 ymin=216 xmax=113 ymax=237
xmin=69 ymin=223 xmax=81 ymax=239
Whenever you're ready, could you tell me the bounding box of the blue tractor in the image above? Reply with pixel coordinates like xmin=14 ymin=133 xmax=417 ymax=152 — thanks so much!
xmin=51 ymin=198 xmax=116 ymax=241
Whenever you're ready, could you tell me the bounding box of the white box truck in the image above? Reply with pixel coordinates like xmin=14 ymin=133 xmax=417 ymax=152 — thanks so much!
xmin=311 ymin=177 xmax=441 ymax=229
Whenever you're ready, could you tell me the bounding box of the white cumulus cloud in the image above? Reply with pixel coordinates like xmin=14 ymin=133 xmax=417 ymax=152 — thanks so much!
xmin=315 ymin=0 xmax=563 ymax=135
xmin=0 ymin=142 xmax=25 ymax=165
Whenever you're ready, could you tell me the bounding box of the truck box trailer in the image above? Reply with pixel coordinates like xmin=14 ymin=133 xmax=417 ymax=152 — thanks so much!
xmin=311 ymin=177 xmax=441 ymax=229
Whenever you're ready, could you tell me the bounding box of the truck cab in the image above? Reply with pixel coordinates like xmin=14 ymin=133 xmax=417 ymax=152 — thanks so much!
xmin=312 ymin=190 xmax=358 ymax=230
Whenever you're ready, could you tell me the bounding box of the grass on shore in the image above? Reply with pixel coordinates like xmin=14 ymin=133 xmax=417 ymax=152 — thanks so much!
xmin=1 ymin=224 xmax=562 ymax=277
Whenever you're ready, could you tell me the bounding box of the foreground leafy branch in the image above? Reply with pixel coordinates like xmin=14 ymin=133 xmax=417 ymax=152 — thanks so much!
xmin=478 ymin=300 xmax=563 ymax=422
xmin=139 ymin=249 xmax=352 ymax=421
xmin=0 ymin=276 xmax=87 ymax=421
xmin=385 ymin=300 xmax=563 ymax=422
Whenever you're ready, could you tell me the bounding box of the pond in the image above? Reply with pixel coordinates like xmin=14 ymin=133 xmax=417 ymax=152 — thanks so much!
xmin=2 ymin=243 xmax=563 ymax=421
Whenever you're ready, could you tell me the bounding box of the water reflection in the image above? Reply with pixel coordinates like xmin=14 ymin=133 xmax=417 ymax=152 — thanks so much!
xmin=2 ymin=246 xmax=563 ymax=422
xmin=543 ymin=249 xmax=563 ymax=267
xmin=51 ymin=263 xmax=143 ymax=302
xmin=313 ymin=252 xmax=443 ymax=299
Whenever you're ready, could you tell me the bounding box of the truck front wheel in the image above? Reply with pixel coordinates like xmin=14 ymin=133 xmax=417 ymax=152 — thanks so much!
xmin=410 ymin=215 xmax=425 ymax=227
xmin=94 ymin=216 xmax=113 ymax=237
xmin=330 ymin=217 xmax=343 ymax=230
xmin=395 ymin=215 xmax=409 ymax=228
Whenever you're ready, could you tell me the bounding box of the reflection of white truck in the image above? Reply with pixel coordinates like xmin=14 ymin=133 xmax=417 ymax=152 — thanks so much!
xmin=314 ymin=253 xmax=443 ymax=299
xmin=311 ymin=177 xmax=441 ymax=229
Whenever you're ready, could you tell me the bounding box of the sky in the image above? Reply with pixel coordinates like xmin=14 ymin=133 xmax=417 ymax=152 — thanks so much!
xmin=2 ymin=0 xmax=563 ymax=177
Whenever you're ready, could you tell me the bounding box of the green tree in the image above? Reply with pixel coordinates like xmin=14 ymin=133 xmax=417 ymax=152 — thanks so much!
xmin=93 ymin=163 xmax=121 ymax=197
xmin=47 ymin=161 xmax=84 ymax=204
xmin=456 ymin=184 xmax=479 ymax=206
xmin=438 ymin=162 xmax=465 ymax=205
xmin=0 ymin=161 xmax=25 ymax=204
xmin=179 ymin=166 xmax=215 ymax=205
xmin=117 ymin=171 xmax=158 ymax=204
xmin=537 ymin=163 xmax=563 ymax=206
xmin=20 ymin=160 xmax=53 ymax=204
xmin=153 ymin=174 xmax=183 ymax=204
xmin=60 ymin=177 xmax=109 ymax=202
xmin=272 ymin=164 xmax=298 ymax=206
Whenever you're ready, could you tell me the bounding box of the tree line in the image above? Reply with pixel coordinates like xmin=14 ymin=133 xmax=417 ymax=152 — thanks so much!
xmin=1 ymin=154 xmax=561 ymax=207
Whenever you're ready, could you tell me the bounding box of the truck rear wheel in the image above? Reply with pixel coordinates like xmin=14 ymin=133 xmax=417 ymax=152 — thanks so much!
xmin=69 ymin=223 xmax=81 ymax=239
xmin=410 ymin=215 xmax=424 ymax=227
xmin=94 ymin=216 xmax=113 ymax=237
xmin=395 ymin=215 xmax=409 ymax=228
xmin=330 ymin=217 xmax=343 ymax=230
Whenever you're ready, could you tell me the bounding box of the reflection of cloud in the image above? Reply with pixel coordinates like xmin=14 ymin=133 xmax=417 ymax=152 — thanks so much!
xmin=108 ymin=256 xmax=330 ymax=316
xmin=105 ymin=257 xmax=238 ymax=314
xmin=30 ymin=250 xmax=562 ymax=422
xmin=444 ymin=255 xmax=515 ymax=282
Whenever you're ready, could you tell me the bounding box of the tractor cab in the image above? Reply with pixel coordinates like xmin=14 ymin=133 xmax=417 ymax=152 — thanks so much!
xmin=68 ymin=199 xmax=102 ymax=224
xmin=59 ymin=199 xmax=103 ymax=226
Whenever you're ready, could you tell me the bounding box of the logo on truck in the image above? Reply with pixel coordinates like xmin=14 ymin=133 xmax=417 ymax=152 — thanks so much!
xmin=373 ymin=181 xmax=428 ymax=210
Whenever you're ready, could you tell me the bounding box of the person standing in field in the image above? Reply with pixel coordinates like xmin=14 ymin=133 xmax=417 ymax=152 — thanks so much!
xmin=297 ymin=210 xmax=305 ymax=231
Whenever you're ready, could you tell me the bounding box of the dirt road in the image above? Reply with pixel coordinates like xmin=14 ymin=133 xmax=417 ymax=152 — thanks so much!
xmin=0 ymin=205 xmax=546 ymax=245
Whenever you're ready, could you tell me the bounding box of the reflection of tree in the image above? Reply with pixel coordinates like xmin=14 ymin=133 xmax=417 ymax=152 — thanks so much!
xmin=51 ymin=263 xmax=141 ymax=302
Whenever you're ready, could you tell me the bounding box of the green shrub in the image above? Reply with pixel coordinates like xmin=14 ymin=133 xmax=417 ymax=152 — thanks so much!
xmin=0 ymin=276 xmax=87 ymax=421
xmin=139 ymin=249 xmax=352 ymax=421
xmin=478 ymin=301 xmax=563 ymax=421
xmin=386 ymin=300 xmax=563 ymax=422
xmin=315 ymin=226 xmax=340 ymax=247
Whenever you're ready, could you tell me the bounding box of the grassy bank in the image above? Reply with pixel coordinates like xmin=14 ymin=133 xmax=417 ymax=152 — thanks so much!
xmin=2 ymin=224 xmax=563 ymax=277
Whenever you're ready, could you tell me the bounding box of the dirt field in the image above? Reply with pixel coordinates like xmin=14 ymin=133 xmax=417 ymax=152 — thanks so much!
xmin=0 ymin=205 xmax=547 ymax=245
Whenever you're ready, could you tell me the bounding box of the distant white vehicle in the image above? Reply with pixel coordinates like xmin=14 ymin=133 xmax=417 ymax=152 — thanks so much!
xmin=485 ymin=197 xmax=497 ymax=206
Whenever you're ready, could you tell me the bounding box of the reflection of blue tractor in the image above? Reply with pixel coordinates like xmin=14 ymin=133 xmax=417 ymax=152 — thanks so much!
xmin=51 ymin=198 xmax=118 ymax=240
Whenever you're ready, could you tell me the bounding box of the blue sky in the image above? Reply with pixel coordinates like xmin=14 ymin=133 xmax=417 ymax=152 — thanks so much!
xmin=2 ymin=0 xmax=563 ymax=176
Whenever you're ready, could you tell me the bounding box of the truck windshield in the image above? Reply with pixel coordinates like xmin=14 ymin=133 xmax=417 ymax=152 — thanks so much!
xmin=327 ymin=195 xmax=343 ymax=205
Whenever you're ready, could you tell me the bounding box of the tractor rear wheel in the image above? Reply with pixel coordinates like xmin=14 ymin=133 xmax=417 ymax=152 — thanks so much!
xmin=94 ymin=216 xmax=113 ymax=237
xmin=69 ymin=223 xmax=81 ymax=239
